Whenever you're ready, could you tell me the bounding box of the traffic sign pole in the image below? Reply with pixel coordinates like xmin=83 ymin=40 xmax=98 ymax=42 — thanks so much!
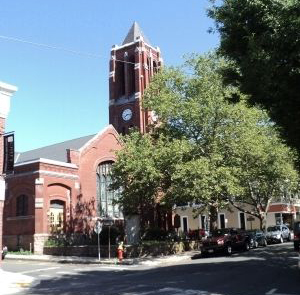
xmin=94 ymin=220 xmax=102 ymax=261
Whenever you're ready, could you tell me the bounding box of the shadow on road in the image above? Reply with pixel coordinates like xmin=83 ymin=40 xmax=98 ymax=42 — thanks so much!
xmin=24 ymin=244 xmax=299 ymax=295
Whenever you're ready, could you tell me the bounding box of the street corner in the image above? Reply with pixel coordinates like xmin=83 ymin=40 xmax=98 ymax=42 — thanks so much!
xmin=0 ymin=270 xmax=34 ymax=295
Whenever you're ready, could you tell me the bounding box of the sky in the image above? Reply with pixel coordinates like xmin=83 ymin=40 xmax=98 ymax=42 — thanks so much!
xmin=1 ymin=0 xmax=219 ymax=152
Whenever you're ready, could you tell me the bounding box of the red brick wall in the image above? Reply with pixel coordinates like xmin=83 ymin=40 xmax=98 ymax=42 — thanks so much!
xmin=109 ymin=40 xmax=161 ymax=135
xmin=3 ymin=126 xmax=122 ymax=251
xmin=76 ymin=127 xmax=122 ymax=232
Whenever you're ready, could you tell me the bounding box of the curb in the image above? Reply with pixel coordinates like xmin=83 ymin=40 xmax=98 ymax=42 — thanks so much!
xmin=5 ymin=254 xmax=135 ymax=265
xmin=5 ymin=251 xmax=196 ymax=266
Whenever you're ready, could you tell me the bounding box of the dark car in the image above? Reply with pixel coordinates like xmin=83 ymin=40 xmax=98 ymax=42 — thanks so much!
xmin=245 ymin=230 xmax=267 ymax=248
xmin=201 ymin=228 xmax=251 ymax=256
xmin=294 ymin=221 xmax=300 ymax=251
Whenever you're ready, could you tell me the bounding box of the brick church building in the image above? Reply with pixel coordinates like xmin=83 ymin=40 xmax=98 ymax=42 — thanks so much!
xmin=3 ymin=22 xmax=163 ymax=253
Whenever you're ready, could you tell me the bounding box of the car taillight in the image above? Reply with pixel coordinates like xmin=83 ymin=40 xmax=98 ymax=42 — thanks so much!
xmin=295 ymin=234 xmax=300 ymax=241
xmin=217 ymin=239 xmax=224 ymax=245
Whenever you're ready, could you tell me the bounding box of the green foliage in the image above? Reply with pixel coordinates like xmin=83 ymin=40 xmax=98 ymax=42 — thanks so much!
xmin=8 ymin=250 xmax=32 ymax=255
xmin=141 ymin=227 xmax=169 ymax=241
xmin=45 ymin=226 xmax=123 ymax=247
xmin=208 ymin=0 xmax=300 ymax=156
xmin=111 ymin=53 xmax=299 ymax=230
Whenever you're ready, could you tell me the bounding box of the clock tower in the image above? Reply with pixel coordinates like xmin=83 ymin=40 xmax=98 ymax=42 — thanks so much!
xmin=109 ymin=22 xmax=162 ymax=134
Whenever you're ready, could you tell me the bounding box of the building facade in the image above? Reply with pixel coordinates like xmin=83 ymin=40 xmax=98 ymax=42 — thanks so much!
xmin=3 ymin=22 xmax=163 ymax=253
xmin=175 ymin=202 xmax=300 ymax=235
xmin=3 ymin=126 xmax=122 ymax=253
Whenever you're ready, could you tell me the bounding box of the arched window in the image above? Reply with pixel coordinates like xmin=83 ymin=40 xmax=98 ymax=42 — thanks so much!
xmin=96 ymin=161 xmax=122 ymax=218
xmin=16 ymin=194 xmax=28 ymax=216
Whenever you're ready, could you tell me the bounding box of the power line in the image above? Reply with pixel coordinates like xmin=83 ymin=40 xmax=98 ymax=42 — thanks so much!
xmin=0 ymin=34 xmax=135 ymax=65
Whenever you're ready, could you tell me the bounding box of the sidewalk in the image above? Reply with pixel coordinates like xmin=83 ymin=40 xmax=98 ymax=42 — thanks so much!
xmin=1 ymin=251 xmax=197 ymax=294
xmin=4 ymin=250 xmax=197 ymax=265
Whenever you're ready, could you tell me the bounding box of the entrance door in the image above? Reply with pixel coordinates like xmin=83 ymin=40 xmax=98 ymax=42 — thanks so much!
xmin=219 ymin=213 xmax=225 ymax=229
xmin=240 ymin=212 xmax=246 ymax=230
xmin=182 ymin=217 xmax=188 ymax=233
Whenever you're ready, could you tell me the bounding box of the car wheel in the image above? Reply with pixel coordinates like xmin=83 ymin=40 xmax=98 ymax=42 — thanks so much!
xmin=225 ymin=245 xmax=232 ymax=256
xmin=287 ymin=234 xmax=291 ymax=242
xmin=245 ymin=242 xmax=250 ymax=251
xmin=201 ymin=252 xmax=208 ymax=258
xmin=279 ymin=236 xmax=284 ymax=243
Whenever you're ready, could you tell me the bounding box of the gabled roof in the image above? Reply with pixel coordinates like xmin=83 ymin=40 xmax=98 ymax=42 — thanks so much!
xmin=15 ymin=134 xmax=95 ymax=164
xmin=122 ymin=21 xmax=151 ymax=45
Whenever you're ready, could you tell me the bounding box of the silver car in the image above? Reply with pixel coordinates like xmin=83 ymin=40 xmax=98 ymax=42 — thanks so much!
xmin=266 ymin=225 xmax=291 ymax=244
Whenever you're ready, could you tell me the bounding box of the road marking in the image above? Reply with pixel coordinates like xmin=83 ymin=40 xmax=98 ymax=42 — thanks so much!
xmin=20 ymin=266 xmax=59 ymax=274
xmin=38 ymin=274 xmax=52 ymax=278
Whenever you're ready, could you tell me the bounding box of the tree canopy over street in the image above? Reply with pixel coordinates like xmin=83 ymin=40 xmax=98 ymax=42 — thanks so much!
xmin=111 ymin=54 xmax=299 ymax=230
xmin=208 ymin=0 xmax=300 ymax=158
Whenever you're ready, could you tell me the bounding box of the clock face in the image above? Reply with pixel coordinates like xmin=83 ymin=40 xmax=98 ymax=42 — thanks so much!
xmin=122 ymin=108 xmax=132 ymax=121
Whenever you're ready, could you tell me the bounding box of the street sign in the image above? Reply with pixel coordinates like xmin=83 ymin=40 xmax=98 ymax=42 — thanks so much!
xmin=247 ymin=216 xmax=255 ymax=222
xmin=94 ymin=221 xmax=102 ymax=234
xmin=102 ymin=217 xmax=114 ymax=226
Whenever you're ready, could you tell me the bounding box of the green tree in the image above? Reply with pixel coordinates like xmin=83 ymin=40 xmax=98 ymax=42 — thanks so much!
xmin=111 ymin=54 xmax=299 ymax=230
xmin=208 ymin=0 xmax=300 ymax=157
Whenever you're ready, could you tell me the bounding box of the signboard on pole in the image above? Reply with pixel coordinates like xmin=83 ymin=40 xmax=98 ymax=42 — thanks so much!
xmin=3 ymin=133 xmax=14 ymax=174
xmin=94 ymin=220 xmax=103 ymax=234
xmin=94 ymin=220 xmax=102 ymax=261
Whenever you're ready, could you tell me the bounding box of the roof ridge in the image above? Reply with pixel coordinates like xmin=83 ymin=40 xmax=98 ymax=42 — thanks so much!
xmin=19 ymin=133 xmax=96 ymax=154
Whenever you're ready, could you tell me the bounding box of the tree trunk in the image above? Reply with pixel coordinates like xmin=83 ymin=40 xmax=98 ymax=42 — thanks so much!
xmin=209 ymin=205 xmax=218 ymax=231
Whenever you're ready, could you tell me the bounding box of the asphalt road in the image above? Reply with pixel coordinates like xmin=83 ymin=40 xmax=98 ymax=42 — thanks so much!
xmin=2 ymin=242 xmax=299 ymax=295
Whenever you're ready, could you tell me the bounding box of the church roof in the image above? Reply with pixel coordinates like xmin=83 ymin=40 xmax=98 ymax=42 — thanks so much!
xmin=122 ymin=21 xmax=151 ymax=45
xmin=15 ymin=134 xmax=96 ymax=164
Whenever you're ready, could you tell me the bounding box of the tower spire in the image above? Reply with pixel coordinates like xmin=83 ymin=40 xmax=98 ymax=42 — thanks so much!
xmin=122 ymin=21 xmax=151 ymax=45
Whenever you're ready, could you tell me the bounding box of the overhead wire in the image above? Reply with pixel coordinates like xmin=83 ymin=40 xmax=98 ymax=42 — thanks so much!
xmin=0 ymin=34 xmax=135 ymax=65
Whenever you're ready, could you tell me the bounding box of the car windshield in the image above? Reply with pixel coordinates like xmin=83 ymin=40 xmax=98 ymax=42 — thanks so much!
xmin=245 ymin=230 xmax=256 ymax=235
xmin=211 ymin=229 xmax=230 ymax=237
xmin=267 ymin=226 xmax=281 ymax=232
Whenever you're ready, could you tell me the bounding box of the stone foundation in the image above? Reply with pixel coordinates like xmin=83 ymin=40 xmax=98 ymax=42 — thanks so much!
xmin=34 ymin=234 xmax=50 ymax=254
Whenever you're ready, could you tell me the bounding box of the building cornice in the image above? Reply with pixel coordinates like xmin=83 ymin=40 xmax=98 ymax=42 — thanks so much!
xmin=6 ymin=169 xmax=79 ymax=180
xmin=14 ymin=158 xmax=78 ymax=169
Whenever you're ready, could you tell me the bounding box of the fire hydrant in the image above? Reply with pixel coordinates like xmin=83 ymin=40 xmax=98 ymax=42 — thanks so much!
xmin=117 ymin=241 xmax=124 ymax=262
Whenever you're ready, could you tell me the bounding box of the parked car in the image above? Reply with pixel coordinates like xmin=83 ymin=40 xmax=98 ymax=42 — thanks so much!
xmin=266 ymin=224 xmax=291 ymax=244
xmin=245 ymin=230 xmax=268 ymax=248
xmin=1 ymin=246 xmax=8 ymax=259
xmin=293 ymin=221 xmax=300 ymax=251
xmin=201 ymin=228 xmax=251 ymax=256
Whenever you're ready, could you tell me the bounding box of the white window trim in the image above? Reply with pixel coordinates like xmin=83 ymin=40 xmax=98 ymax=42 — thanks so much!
xmin=218 ymin=213 xmax=226 ymax=229
xmin=181 ymin=216 xmax=189 ymax=232
xmin=199 ymin=214 xmax=207 ymax=229
xmin=238 ymin=212 xmax=247 ymax=230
